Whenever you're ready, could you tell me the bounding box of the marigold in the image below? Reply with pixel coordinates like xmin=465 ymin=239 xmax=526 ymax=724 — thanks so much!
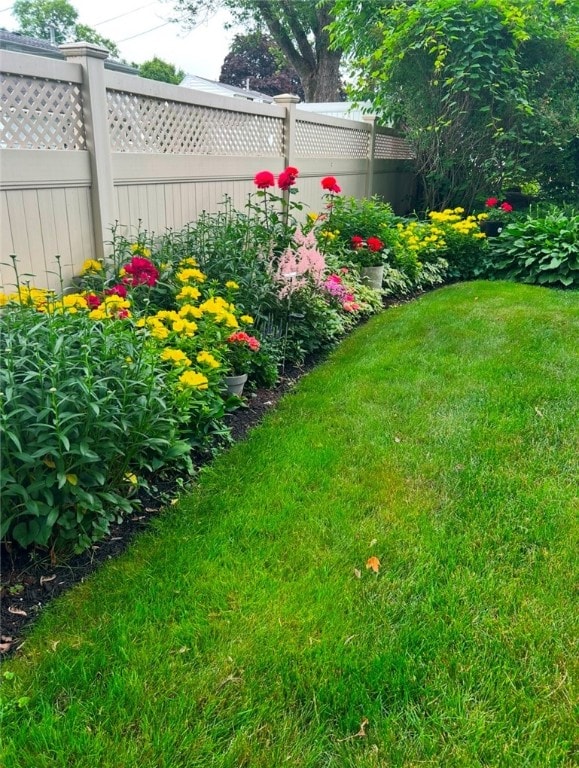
xmin=179 ymin=370 xmax=209 ymax=390
xmin=81 ymin=259 xmax=103 ymax=274
xmin=177 ymin=268 xmax=206 ymax=284
xmin=177 ymin=285 xmax=201 ymax=301
xmin=161 ymin=348 xmax=192 ymax=367
xmin=225 ymin=281 xmax=239 ymax=290
xmin=240 ymin=315 xmax=254 ymax=324
xmin=197 ymin=351 xmax=220 ymax=368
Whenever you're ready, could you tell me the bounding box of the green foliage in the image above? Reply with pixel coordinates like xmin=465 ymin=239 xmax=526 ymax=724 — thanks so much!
xmin=484 ymin=206 xmax=579 ymax=287
xmin=170 ymin=0 xmax=343 ymax=101
xmin=321 ymin=194 xmax=397 ymax=245
xmin=13 ymin=0 xmax=77 ymax=43
xmin=13 ymin=0 xmax=120 ymax=55
xmin=0 ymin=306 xmax=186 ymax=553
xmin=138 ymin=57 xmax=185 ymax=85
xmin=331 ymin=0 xmax=579 ymax=210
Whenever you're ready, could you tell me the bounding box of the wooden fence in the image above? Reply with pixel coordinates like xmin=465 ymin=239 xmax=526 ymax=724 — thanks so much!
xmin=1 ymin=43 xmax=416 ymax=291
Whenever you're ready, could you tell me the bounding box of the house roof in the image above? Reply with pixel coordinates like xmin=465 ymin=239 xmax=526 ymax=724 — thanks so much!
xmin=0 ymin=28 xmax=138 ymax=74
xmin=180 ymin=73 xmax=274 ymax=103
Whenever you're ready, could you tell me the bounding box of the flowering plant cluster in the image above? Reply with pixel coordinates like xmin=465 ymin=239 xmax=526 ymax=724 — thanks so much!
xmin=225 ymin=331 xmax=261 ymax=375
xmin=349 ymin=234 xmax=388 ymax=267
xmin=254 ymin=166 xmax=299 ymax=192
xmin=482 ymin=197 xmax=514 ymax=220
xmin=323 ymin=273 xmax=361 ymax=313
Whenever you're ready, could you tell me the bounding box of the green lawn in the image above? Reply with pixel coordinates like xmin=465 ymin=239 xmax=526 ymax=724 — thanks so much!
xmin=2 ymin=281 xmax=577 ymax=767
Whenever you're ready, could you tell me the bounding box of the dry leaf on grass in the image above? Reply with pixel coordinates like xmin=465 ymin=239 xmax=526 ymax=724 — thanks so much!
xmin=8 ymin=606 xmax=27 ymax=616
xmin=353 ymin=568 xmax=362 ymax=579
xmin=366 ymin=556 xmax=381 ymax=574
xmin=337 ymin=718 xmax=369 ymax=742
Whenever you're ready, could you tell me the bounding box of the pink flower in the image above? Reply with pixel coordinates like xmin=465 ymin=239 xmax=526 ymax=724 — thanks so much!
xmin=321 ymin=176 xmax=341 ymax=193
xmin=500 ymin=202 xmax=513 ymax=212
xmin=254 ymin=170 xmax=275 ymax=189
xmin=85 ymin=293 xmax=101 ymax=309
xmin=343 ymin=301 xmax=360 ymax=312
xmin=485 ymin=197 xmax=499 ymax=208
xmin=105 ymin=284 xmax=128 ymax=298
xmin=326 ymin=274 xmax=342 ymax=284
xmin=366 ymin=236 xmax=384 ymax=252
xmin=285 ymin=166 xmax=299 ymax=178
xmin=122 ymin=256 xmax=159 ymax=287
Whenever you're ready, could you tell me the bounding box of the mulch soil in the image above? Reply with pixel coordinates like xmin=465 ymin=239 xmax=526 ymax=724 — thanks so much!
xmin=0 ymin=359 xmax=321 ymax=658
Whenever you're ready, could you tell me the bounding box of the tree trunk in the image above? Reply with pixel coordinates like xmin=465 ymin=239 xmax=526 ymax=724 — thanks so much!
xmin=299 ymin=48 xmax=343 ymax=102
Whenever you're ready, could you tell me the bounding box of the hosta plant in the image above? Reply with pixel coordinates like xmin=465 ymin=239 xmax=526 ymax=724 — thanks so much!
xmin=484 ymin=206 xmax=579 ymax=287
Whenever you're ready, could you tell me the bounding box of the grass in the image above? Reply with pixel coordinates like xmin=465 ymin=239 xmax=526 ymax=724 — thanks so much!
xmin=1 ymin=281 xmax=577 ymax=767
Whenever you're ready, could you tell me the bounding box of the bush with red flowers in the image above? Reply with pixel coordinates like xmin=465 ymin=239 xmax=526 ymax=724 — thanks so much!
xmin=483 ymin=197 xmax=514 ymax=220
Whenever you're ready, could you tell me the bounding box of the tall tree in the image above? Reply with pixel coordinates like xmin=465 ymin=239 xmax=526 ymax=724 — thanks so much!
xmin=219 ymin=31 xmax=305 ymax=99
xmin=13 ymin=0 xmax=119 ymax=56
xmin=139 ymin=57 xmax=185 ymax=85
xmin=331 ymin=0 xmax=579 ymax=210
xmin=170 ymin=0 xmax=343 ymax=102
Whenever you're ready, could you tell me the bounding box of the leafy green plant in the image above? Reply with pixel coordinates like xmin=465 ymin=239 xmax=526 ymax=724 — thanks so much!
xmin=484 ymin=206 xmax=579 ymax=287
xmin=0 ymin=304 xmax=188 ymax=553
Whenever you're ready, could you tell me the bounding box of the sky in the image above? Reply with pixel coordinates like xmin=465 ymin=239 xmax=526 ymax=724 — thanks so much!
xmin=0 ymin=0 xmax=243 ymax=79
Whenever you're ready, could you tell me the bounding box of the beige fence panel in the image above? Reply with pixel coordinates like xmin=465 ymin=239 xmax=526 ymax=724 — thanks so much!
xmin=1 ymin=46 xmax=416 ymax=291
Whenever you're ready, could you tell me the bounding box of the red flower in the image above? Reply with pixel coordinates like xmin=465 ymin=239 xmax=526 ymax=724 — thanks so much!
xmin=122 ymin=256 xmax=159 ymax=287
xmin=85 ymin=293 xmax=101 ymax=309
xmin=485 ymin=197 xmax=499 ymax=208
xmin=366 ymin=236 xmax=384 ymax=252
xmin=321 ymin=176 xmax=341 ymax=193
xmin=278 ymin=170 xmax=296 ymax=191
xmin=500 ymin=202 xmax=513 ymax=212
xmin=351 ymin=235 xmax=365 ymax=249
xmin=254 ymin=170 xmax=275 ymax=189
xmin=105 ymin=284 xmax=128 ymax=298
xmin=285 ymin=166 xmax=299 ymax=178
xmin=227 ymin=331 xmax=261 ymax=352
xmin=117 ymin=309 xmax=130 ymax=320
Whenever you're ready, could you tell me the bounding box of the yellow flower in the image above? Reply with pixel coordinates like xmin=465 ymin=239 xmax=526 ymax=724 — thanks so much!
xmin=307 ymin=212 xmax=319 ymax=222
xmin=161 ymin=348 xmax=192 ymax=367
xmin=0 ymin=293 xmax=8 ymax=307
xmin=240 ymin=315 xmax=254 ymax=325
xmin=136 ymin=318 xmax=146 ymax=328
xmin=178 ymin=370 xmax=209 ymax=390
xmin=176 ymin=286 xmax=201 ymax=301
xmin=197 ymin=351 xmax=220 ymax=368
xmin=150 ymin=324 xmax=169 ymax=340
xmin=225 ymin=280 xmax=239 ymax=290
xmin=124 ymin=472 xmax=138 ymax=485
xmin=89 ymin=309 xmax=106 ymax=320
xmin=155 ymin=310 xmax=180 ymax=322
xmin=179 ymin=304 xmax=203 ymax=320
xmin=80 ymin=259 xmax=103 ymax=274
xmin=130 ymin=244 xmax=152 ymax=258
xmin=177 ymin=268 xmax=206 ymax=283
xmin=179 ymin=257 xmax=198 ymax=267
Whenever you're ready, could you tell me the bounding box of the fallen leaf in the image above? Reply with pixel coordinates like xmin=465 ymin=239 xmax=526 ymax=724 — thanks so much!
xmin=353 ymin=568 xmax=362 ymax=579
xmin=50 ymin=640 xmax=60 ymax=652
xmin=535 ymin=407 xmax=544 ymax=418
xmin=394 ymin=436 xmax=401 ymax=443
xmin=369 ymin=538 xmax=377 ymax=547
xmin=40 ymin=574 xmax=56 ymax=585
xmin=337 ymin=718 xmax=369 ymax=742
xmin=366 ymin=556 xmax=380 ymax=574
xmin=8 ymin=606 xmax=27 ymax=616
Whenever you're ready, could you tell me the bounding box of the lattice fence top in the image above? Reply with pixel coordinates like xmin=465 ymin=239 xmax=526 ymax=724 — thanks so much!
xmin=295 ymin=120 xmax=369 ymax=158
xmin=374 ymin=132 xmax=415 ymax=160
xmin=0 ymin=74 xmax=86 ymax=150
xmin=107 ymin=91 xmax=284 ymax=155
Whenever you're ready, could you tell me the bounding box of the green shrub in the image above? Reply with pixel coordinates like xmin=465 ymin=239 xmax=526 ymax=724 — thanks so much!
xmin=0 ymin=306 xmax=190 ymax=553
xmin=484 ymin=206 xmax=579 ymax=287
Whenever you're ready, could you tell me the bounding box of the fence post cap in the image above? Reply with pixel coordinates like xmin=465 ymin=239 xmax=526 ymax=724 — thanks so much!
xmin=273 ymin=94 xmax=301 ymax=105
xmin=58 ymin=42 xmax=110 ymax=60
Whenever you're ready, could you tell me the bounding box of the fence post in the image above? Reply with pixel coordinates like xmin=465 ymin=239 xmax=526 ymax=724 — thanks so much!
xmin=59 ymin=42 xmax=114 ymax=261
xmin=273 ymin=93 xmax=300 ymax=170
xmin=363 ymin=115 xmax=376 ymax=198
